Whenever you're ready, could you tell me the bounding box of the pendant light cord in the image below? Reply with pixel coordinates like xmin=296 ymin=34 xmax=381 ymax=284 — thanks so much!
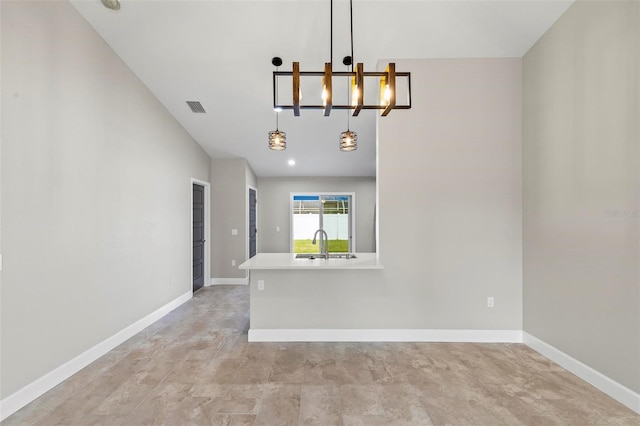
xmin=346 ymin=64 xmax=350 ymax=131
xmin=275 ymin=65 xmax=279 ymax=130
xmin=347 ymin=101 xmax=350 ymax=130
xmin=347 ymin=0 xmax=354 ymax=129
xmin=349 ymin=0 xmax=354 ymax=72
xmin=330 ymin=0 xmax=333 ymax=66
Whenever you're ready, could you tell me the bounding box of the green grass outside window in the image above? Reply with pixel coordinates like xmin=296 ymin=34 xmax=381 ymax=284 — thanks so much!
xmin=293 ymin=239 xmax=349 ymax=253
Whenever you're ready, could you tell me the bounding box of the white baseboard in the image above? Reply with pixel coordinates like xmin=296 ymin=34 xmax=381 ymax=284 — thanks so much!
xmin=523 ymin=332 xmax=640 ymax=414
xmin=248 ymin=328 xmax=523 ymax=343
xmin=209 ymin=277 xmax=248 ymax=286
xmin=0 ymin=291 xmax=193 ymax=422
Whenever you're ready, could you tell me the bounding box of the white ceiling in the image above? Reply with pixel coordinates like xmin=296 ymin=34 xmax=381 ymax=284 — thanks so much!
xmin=70 ymin=0 xmax=572 ymax=177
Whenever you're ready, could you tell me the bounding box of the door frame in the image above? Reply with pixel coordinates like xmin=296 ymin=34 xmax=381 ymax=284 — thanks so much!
xmin=191 ymin=178 xmax=211 ymax=291
xmin=246 ymin=185 xmax=258 ymax=264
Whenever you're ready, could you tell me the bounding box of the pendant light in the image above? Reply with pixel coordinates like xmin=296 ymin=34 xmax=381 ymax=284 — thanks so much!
xmin=268 ymin=111 xmax=286 ymax=151
xmin=339 ymin=0 xmax=358 ymax=152
xmin=340 ymin=56 xmax=357 ymax=152
xmin=340 ymin=130 xmax=357 ymax=152
xmin=268 ymin=120 xmax=286 ymax=151
xmin=269 ymin=57 xmax=287 ymax=151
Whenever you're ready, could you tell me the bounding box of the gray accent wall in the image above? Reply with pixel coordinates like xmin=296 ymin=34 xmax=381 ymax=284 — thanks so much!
xmin=210 ymin=158 xmax=256 ymax=279
xmin=257 ymin=177 xmax=376 ymax=253
xmin=250 ymin=58 xmax=523 ymax=330
xmin=0 ymin=1 xmax=211 ymax=398
xmin=523 ymin=1 xmax=640 ymax=393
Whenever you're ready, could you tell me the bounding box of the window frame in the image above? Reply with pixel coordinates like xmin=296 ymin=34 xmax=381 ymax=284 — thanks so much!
xmin=289 ymin=192 xmax=356 ymax=254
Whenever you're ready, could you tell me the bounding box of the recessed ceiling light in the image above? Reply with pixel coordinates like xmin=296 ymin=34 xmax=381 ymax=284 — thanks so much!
xmin=101 ymin=0 xmax=120 ymax=11
xmin=288 ymin=159 xmax=296 ymax=166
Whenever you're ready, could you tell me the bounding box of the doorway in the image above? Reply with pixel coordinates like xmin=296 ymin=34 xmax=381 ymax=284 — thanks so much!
xmin=192 ymin=183 xmax=205 ymax=292
xmin=249 ymin=187 xmax=257 ymax=258
xmin=191 ymin=179 xmax=210 ymax=293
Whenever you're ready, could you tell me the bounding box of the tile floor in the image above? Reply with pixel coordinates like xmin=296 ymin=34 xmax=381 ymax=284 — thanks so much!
xmin=2 ymin=286 xmax=638 ymax=425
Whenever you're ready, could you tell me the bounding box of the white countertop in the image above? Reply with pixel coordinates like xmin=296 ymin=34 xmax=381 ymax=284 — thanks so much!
xmin=238 ymin=253 xmax=383 ymax=270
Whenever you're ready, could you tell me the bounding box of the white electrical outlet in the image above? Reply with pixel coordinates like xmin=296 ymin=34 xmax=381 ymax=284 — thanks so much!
xmin=258 ymin=280 xmax=265 ymax=290
xmin=231 ymin=260 xmax=236 ymax=266
xmin=487 ymin=297 xmax=495 ymax=308
xmin=276 ymin=226 xmax=280 ymax=232
xmin=231 ymin=228 xmax=238 ymax=236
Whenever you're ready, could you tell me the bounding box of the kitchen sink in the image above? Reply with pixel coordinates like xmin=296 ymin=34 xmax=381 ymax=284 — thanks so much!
xmin=295 ymin=253 xmax=357 ymax=259
xmin=295 ymin=253 xmax=319 ymax=259
xmin=328 ymin=253 xmax=357 ymax=259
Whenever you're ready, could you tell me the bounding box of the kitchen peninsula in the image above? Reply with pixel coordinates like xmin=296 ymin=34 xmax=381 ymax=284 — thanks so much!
xmin=239 ymin=253 xmax=384 ymax=341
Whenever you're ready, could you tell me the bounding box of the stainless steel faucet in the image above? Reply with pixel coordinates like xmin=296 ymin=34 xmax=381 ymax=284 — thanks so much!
xmin=312 ymin=229 xmax=329 ymax=259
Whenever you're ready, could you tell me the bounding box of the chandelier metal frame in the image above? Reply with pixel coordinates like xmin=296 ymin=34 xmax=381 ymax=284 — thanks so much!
xmin=273 ymin=66 xmax=411 ymax=117
xmin=272 ymin=0 xmax=411 ymax=118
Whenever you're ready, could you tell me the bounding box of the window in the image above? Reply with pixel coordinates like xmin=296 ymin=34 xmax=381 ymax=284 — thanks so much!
xmin=291 ymin=193 xmax=354 ymax=253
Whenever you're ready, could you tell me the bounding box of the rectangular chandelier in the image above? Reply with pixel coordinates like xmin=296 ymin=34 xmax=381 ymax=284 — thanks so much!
xmin=273 ymin=62 xmax=411 ymax=117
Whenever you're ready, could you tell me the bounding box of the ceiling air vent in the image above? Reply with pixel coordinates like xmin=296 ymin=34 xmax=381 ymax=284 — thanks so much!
xmin=186 ymin=101 xmax=206 ymax=113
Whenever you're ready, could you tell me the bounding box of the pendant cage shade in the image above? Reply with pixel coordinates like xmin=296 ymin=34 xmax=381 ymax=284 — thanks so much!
xmin=340 ymin=130 xmax=357 ymax=151
xmin=269 ymin=130 xmax=287 ymax=150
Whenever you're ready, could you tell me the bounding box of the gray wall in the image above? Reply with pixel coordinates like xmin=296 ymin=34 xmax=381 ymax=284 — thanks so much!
xmin=247 ymin=162 xmax=258 ymax=192
xmin=378 ymin=58 xmax=523 ymax=329
xmin=250 ymin=58 xmax=523 ymax=330
xmin=523 ymin=0 xmax=640 ymax=393
xmin=257 ymin=177 xmax=376 ymax=253
xmin=0 ymin=1 xmax=210 ymax=398
xmin=210 ymin=158 xmax=256 ymax=279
